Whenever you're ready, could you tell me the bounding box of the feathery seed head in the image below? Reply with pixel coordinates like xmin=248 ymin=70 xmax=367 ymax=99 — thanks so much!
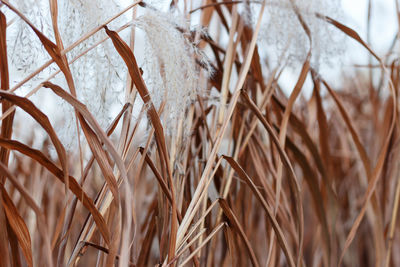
xmin=257 ymin=0 xmax=346 ymax=68
xmin=135 ymin=8 xmax=211 ymax=135
xmin=10 ymin=0 xmax=125 ymax=151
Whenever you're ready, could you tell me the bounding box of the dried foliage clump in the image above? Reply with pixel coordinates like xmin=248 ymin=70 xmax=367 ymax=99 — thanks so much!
xmin=0 ymin=0 xmax=399 ymax=267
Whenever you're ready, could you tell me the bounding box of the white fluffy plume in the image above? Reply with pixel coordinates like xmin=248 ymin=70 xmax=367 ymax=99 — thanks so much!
xmin=135 ymin=7 xmax=211 ymax=134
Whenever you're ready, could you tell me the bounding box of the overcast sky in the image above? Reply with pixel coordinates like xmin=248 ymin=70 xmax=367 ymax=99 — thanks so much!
xmin=342 ymin=0 xmax=397 ymax=60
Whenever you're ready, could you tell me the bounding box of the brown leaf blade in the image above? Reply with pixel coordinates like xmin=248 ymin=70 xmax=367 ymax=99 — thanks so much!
xmin=222 ymin=156 xmax=296 ymax=267
xmin=0 ymin=138 xmax=111 ymax=246
xmin=0 ymin=90 xmax=69 ymax=183
xmin=317 ymin=16 xmax=398 ymax=265
xmin=1 ymin=188 xmax=33 ymax=267
xmin=104 ymin=26 xmax=178 ymax=262
xmin=218 ymin=198 xmax=260 ymax=267
xmin=0 ymin=10 xmax=14 ymax=178
xmin=241 ymin=90 xmax=303 ymax=265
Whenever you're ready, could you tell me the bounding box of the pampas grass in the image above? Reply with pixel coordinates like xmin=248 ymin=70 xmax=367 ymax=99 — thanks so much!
xmin=0 ymin=1 xmax=399 ymax=266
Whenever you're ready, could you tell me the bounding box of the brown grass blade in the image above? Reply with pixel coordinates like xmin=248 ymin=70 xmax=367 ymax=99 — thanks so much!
xmin=0 ymin=162 xmax=53 ymax=266
xmin=0 ymin=90 xmax=69 ymax=184
xmin=318 ymin=79 xmax=372 ymax=178
xmin=222 ymin=156 xmax=296 ymax=267
xmin=319 ymin=78 xmax=395 ymax=265
xmin=79 ymin=242 xmax=135 ymax=267
xmin=136 ymin=211 xmax=156 ymax=267
xmin=271 ymin=95 xmax=327 ymax=181
xmin=283 ymin=136 xmax=331 ymax=260
xmin=310 ymin=71 xmax=332 ymax=178
xmin=0 ymin=138 xmax=111 ymax=246
xmin=41 ymin=82 xmax=126 ymax=265
xmin=316 ymin=16 xmax=398 ymax=265
xmin=385 ymin=168 xmax=400 ymax=267
xmin=318 ymin=76 xmax=387 ymax=263
xmin=177 ymin=223 xmax=225 ymax=267
xmin=0 ymin=11 xmax=8 ymax=91
xmin=176 ymin=3 xmax=265 ymax=251
xmin=218 ymin=4 xmax=239 ymax=125
xmin=317 ymin=14 xmax=380 ymax=61
xmin=103 ymin=27 xmax=171 ymax=177
xmin=339 ymin=124 xmax=396 ymax=265
xmin=0 ymin=18 xmax=16 ymax=264
xmin=0 ymin=10 xmax=14 ymax=182
xmin=241 ymin=90 xmax=303 ymax=264
xmin=1 ymin=187 xmax=32 ymax=267
xmin=104 ymin=26 xmax=178 ymax=262
xmin=275 ymin=52 xmax=309 ymax=256
xmin=218 ymin=198 xmax=260 ymax=267
xmin=49 ymin=0 xmax=64 ymax=50
xmin=275 ymin=4 xmax=311 ymax=227
xmin=139 ymin=148 xmax=172 ymax=204
xmin=0 ymin=191 xmax=11 ymax=267
xmin=42 ymin=82 xmax=128 ymax=184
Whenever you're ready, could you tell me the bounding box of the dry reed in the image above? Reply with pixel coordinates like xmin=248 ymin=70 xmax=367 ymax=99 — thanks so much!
xmin=0 ymin=0 xmax=399 ymax=266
